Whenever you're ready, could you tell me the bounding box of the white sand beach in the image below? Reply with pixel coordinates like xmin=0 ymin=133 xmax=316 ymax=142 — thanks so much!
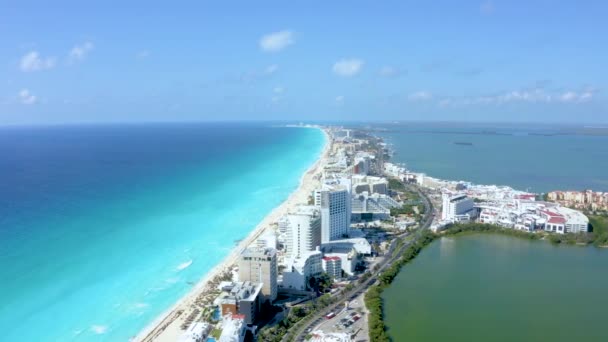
xmin=134 ymin=127 xmax=332 ymax=342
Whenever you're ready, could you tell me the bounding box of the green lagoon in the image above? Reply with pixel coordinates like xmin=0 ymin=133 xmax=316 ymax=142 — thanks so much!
xmin=383 ymin=234 xmax=608 ymax=342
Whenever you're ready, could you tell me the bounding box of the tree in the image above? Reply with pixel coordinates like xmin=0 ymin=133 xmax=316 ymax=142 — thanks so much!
xmin=316 ymin=272 xmax=334 ymax=293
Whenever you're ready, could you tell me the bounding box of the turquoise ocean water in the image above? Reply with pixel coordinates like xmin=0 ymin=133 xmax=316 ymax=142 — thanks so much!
xmin=0 ymin=123 xmax=325 ymax=341
xmin=375 ymin=123 xmax=608 ymax=193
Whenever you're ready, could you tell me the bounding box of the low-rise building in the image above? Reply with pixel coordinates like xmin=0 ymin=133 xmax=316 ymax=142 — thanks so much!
xmin=541 ymin=207 xmax=588 ymax=234
xmin=281 ymin=250 xmax=323 ymax=291
xmin=477 ymin=199 xmax=589 ymax=234
xmin=351 ymin=192 xmax=400 ymax=222
xmin=256 ymin=231 xmax=277 ymax=250
xmin=352 ymin=175 xmax=389 ymax=195
xmin=219 ymin=314 xmax=247 ymax=342
xmin=214 ymin=281 xmax=263 ymax=325
xmin=178 ymin=322 xmax=210 ymax=342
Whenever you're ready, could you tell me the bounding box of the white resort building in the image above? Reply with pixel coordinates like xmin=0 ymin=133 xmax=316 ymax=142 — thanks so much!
xmin=351 ymin=192 xmax=400 ymax=222
xmin=281 ymin=250 xmax=323 ymax=291
xmin=218 ymin=314 xmax=247 ymax=342
xmin=477 ymin=199 xmax=589 ymax=234
xmin=441 ymin=192 xmax=475 ymax=222
xmin=285 ymin=205 xmax=321 ymax=258
xmin=179 ymin=322 xmax=210 ymax=342
xmin=541 ymin=207 xmax=589 ymax=234
xmin=351 ymin=175 xmax=389 ymax=195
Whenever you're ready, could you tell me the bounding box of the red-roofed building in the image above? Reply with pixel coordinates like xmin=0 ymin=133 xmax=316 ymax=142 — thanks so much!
xmin=541 ymin=210 xmax=566 ymax=233
xmin=322 ymin=256 xmax=342 ymax=279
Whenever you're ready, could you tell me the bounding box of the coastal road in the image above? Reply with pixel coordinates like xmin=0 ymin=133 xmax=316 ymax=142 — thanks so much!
xmin=285 ymin=183 xmax=434 ymax=342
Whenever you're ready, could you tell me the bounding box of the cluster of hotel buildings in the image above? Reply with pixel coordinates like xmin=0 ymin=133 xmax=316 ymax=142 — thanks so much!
xmin=278 ymin=132 xmax=392 ymax=293
xmin=547 ymin=190 xmax=608 ymax=211
xmin=385 ymin=162 xmax=591 ymax=235
xmin=185 ymin=128 xmax=397 ymax=342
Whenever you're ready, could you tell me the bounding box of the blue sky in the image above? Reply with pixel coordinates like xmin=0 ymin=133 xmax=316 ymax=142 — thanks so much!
xmin=1 ymin=0 xmax=607 ymax=124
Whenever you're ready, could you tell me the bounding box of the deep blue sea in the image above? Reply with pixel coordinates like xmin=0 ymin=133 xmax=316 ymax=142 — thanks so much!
xmin=374 ymin=122 xmax=608 ymax=193
xmin=0 ymin=123 xmax=325 ymax=341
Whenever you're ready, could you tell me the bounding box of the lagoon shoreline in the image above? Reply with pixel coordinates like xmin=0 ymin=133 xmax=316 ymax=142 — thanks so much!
xmin=134 ymin=126 xmax=331 ymax=342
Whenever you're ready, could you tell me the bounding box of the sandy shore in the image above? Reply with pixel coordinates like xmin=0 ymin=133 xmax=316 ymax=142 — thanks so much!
xmin=134 ymin=126 xmax=332 ymax=342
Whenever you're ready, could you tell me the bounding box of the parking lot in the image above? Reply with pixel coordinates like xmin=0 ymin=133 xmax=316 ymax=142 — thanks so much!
xmin=308 ymin=291 xmax=369 ymax=341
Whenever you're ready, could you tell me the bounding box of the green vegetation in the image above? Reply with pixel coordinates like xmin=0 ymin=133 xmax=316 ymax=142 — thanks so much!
xmin=589 ymin=215 xmax=608 ymax=246
xmin=388 ymin=178 xmax=406 ymax=192
xmin=589 ymin=215 xmax=608 ymax=235
xmin=442 ymin=222 xmax=541 ymax=240
xmin=365 ymin=230 xmax=437 ymax=342
xmin=258 ymin=292 xmax=340 ymax=341
xmin=442 ymin=222 xmax=608 ymax=247
xmin=390 ymin=203 xmax=424 ymax=222
xmin=546 ymin=233 xmax=597 ymax=245
xmin=318 ymin=273 xmax=333 ymax=292
xmin=389 ymin=204 xmax=416 ymax=216
xmin=308 ymin=272 xmax=333 ymax=293
xmin=210 ymin=328 xmax=222 ymax=339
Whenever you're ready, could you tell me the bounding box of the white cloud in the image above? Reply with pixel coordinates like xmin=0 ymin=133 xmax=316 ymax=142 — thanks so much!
xmin=333 ymin=59 xmax=364 ymax=77
xmin=558 ymin=91 xmax=593 ymax=103
xmin=408 ymin=91 xmax=433 ymax=101
xmin=559 ymin=91 xmax=577 ymax=102
xmin=19 ymin=89 xmax=37 ymax=105
xmin=439 ymin=88 xmax=596 ymax=107
xmin=19 ymin=51 xmax=56 ymax=72
xmin=274 ymin=86 xmax=284 ymax=93
xmin=271 ymin=95 xmax=281 ymax=103
xmin=68 ymin=41 xmax=94 ymax=63
xmin=335 ymin=95 xmax=344 ymax=105
xmin=379 ymin=66 xmax=403 ymax=78
xmin=578 ymin=92 xmax=593 ymax=102
xmin=259 ymin=30 xmax=294 ymax=52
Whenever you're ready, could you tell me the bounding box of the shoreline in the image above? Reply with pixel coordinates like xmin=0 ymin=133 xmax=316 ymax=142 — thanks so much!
xmin=382 ymin=135 xmax=608 ymax=195
xmin=134 ymin=126 xmax=331 ymax=342
xmin=379 ymin=137 xmax=525 ymax=193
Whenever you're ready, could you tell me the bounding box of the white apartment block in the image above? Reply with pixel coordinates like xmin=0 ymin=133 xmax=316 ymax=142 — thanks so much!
xmin=318 ymin=187 xmax=351 ymax=243
xmin=441 ymin=192 xmax=475 ymax=221
xmin=285 ymin=206 xmax=321 ymax=258
xmin=322 ymin=256 xmax=342 ymax=279
xmin=219 ymin=313 xmax=246 ymax=342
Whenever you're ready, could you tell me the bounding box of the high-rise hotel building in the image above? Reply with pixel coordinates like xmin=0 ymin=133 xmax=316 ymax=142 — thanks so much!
xmin=238 ymin=247 xmax=277 ymax=302
xmin=315 ymin=180 xmax=352 ymax=243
